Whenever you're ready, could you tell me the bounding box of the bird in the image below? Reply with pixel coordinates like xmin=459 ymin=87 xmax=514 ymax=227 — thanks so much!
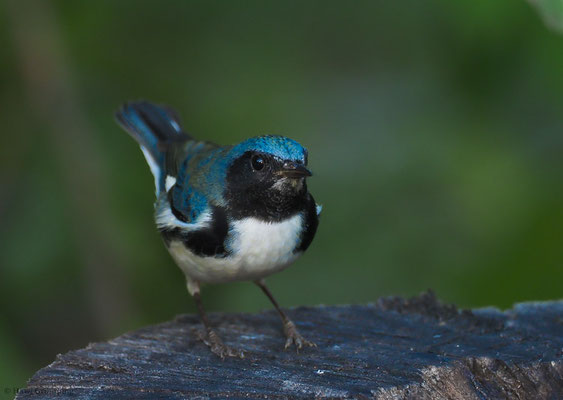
xmin=115 ymin=101 xmax=321 ymax=358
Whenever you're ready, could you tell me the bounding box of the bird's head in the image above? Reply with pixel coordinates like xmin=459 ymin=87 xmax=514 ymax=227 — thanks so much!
xmin=224 ymin=135 xmax=312 ymax=220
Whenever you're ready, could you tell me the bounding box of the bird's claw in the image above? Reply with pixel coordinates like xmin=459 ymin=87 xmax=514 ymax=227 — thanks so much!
xmin=283 ymin=319 xmax=316 ymax=351
xmin=198 ymin=329 xmax=245 ymax=359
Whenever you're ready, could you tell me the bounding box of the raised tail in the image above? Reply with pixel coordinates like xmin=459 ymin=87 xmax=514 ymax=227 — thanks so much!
xmin=115 ymin=101 xmax=190 ymax=194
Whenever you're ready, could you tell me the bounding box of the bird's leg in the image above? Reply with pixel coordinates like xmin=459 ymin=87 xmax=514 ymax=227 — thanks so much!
xmin=192 ymin=289 xmax=244 ymax=359
xmin=254 ymin=279 xmax=316 ymax=351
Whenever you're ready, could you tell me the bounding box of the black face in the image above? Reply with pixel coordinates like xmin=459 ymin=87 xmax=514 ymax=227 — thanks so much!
xmin=225 ymin=151 xmax=310 ymax=221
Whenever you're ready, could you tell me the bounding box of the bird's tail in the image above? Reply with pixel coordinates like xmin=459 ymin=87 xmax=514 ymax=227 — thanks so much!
xmin=115 ymin=101 xmax=191 ymax=194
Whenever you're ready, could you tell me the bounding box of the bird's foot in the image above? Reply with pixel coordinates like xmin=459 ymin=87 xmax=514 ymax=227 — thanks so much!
xmin=283 ymin=319 xmax=316 ymax=351
xmin=197 ymin=329 xmax=244 ymax=359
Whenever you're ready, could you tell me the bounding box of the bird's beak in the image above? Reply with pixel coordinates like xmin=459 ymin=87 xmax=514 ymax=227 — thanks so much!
xmin=278 ymin=161 xmax=313 ymax=178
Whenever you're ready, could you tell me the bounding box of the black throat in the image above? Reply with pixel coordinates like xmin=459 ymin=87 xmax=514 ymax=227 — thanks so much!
xmin=226 ymin=184 xmax=308 ymax=221
xmin=224 ymin=154 xmax=309 ymax=222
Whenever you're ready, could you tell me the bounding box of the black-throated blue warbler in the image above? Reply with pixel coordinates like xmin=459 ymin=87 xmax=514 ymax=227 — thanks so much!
xmin=115 ymin=101 xmax=320 ymax=358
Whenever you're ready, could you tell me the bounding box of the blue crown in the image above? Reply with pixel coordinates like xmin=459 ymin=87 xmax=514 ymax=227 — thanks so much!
xmin=230 ymin=135 xmax=308 ymax=163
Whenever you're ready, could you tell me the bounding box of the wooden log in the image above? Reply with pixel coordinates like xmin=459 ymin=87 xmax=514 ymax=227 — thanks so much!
xmin=16 ymin=292 xmax=563 ymax=399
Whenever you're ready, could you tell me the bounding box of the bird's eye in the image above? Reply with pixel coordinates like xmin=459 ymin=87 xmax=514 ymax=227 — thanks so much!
xmin=251 ymin=155 xmax=265 ymax=171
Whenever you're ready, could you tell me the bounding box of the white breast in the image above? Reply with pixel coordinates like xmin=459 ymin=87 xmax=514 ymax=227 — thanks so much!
xmin=168 ymin=214 xmax=304 ymax=284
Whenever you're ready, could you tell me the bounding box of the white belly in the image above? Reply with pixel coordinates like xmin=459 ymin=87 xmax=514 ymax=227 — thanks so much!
xmin=167 ymin=214 xmax=304 ymax=284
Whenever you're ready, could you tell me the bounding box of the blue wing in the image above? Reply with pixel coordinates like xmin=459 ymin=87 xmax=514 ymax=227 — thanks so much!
xmin=115 ymin=101 xmax=191 ymax=194
xmin=116 ymin=101 xmax=229 ymax=232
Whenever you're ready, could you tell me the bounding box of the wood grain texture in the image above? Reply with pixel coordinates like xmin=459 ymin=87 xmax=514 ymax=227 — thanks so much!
xmin=16 ymin=292 xmax=563 ymax=399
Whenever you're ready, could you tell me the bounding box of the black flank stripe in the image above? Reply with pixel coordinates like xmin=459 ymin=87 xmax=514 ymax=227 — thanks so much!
xmin=184 ymin=206 xmax=229 ymax=257
xmin=160 ymin=206 xmax=229 ymax=258
xmin=295 ymin=193 xmax=319 ymax=253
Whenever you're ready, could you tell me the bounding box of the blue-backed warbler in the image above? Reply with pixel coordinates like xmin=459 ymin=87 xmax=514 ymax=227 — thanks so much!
xmin=115 ymin=101 xmax=321 ymax=358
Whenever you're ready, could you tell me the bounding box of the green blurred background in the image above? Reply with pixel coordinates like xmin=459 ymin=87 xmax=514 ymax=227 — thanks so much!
xmin=1 ymin=0 xmax=562 ymax=393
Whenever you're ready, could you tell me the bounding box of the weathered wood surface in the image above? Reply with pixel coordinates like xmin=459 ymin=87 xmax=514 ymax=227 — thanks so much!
xmin=17 ymin=292 xmax=563 ymax=399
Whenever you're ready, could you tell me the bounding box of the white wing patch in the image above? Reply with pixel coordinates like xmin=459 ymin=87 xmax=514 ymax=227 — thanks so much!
xmin=165 ymin=175 xmax=176 ymax=192
xmin=316 ymin=204 xmax=323 ymax=216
